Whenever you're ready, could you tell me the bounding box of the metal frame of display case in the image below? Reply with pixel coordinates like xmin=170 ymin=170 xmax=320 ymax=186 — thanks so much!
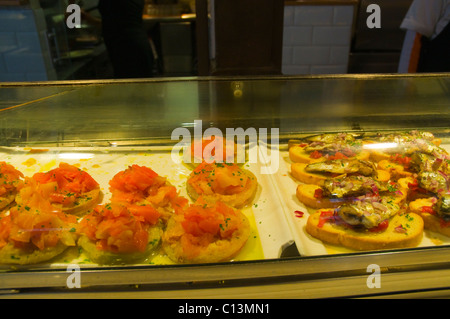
xmin=0 ymin=74 xmax=449 ymax=298
xmin=0 ymin=246 xmax=450 ymax=298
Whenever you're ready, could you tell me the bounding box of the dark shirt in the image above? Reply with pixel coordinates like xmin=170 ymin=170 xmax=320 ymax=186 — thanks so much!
xmin=98 ymin=0 xmax=144 ymax=36
xmin=418 ymin=20 xmax=450 ymax=72
xmin=98 ymin=0 xmax=153 ymax=78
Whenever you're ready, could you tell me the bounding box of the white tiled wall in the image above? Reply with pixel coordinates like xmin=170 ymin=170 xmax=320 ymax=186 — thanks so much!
xmin=282 ymin=5 xmax=354 ymax=75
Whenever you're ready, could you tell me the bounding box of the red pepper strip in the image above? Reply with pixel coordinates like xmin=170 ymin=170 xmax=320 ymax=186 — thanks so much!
xmin=294 ymin=210 xmax=304 ymax=218
xmin=421 ymin=206 xmax=436 ymax=215
xmin=314 ymin=188 xmax=323 ymax=199
xmin=369 ymin=219 xmax=389 ymax=233
xmin=317 ymin=210 xmax=334 ymax=228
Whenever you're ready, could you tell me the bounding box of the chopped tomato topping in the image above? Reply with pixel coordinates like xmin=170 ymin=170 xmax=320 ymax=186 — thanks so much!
xmin=390 ymin=153 xmax=412 ymax=169
xmin=188 ymin=162 xmax=251 ymax=196
xmin=420 ymin=206 xmax=436 ymax=214
xmin=176 ymin=199 xmax=244 ymax=259
xmin=79 ymin=202 xmax=159 ymax=253
xmin=171 ymin=195 xmax=190 ymax=214
xmin=146 ymin=185 xmax=178 ymax=207
xmin=190 ymin=136 xmax=237 ymax=163
xmin=0 ymin=178 xmax=77 ymax=250
xmin=127 ymin=204 xmax=161 ymax=225
xmin=32 ymin=163 xmax=98 ymax=205
xmin=309 ymin=150 xmax=323 ymax=159
xmin=328 ymin=152 xmax=348 ymax=160
xmin=408 ymin=180 xmax=428 ymax=194
xmin=109 ymin=165 xmax=184 ymax=212
xmin=0 ymin=161 xmax=24 ymax=196
xmin=369 ymin=219 xmax=389 ymax=233
xmin=181 ymin=200 xmax=240 ymax=239
xmin=109 ymin=164 xmax=159 ymax=193
xmin=0 ymin=214 xmax=11 ymax=248
xmin=109 ymin=165 xmax=167 ymax=204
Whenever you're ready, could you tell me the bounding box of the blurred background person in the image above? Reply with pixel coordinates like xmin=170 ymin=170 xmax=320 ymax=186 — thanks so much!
xmin=398 ymin=0 xmax=450 ymax=73
xmin=98 ymin=0 xmax=154 ymax=78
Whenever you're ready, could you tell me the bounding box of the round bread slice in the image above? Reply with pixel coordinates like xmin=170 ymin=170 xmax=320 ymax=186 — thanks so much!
xmin=306 ymin=209 xmax=424 ymax=251
xmin=186 ymin=166 xmax=258 ymax=208
xmin=398 ymin=177 xmax=433 ymax=202
xmin=31 ymin=163 xmax=102 ymax=216
xmin=296 ymin=181 xmax=406 ymax=210
xmin=296 ymin=184 xmax=349 ymax=209
xmin=0 ymin=162 xmax=24 ymax=211
xmin=289 ymin=145 xmax=325 ymax=164
xmin=291 ymin=162 xmax=391 ymax=186
xmin=15 ymin=186 xmax=102 ymax=216
xmin=377 ymin=159 xmax=413 ymax=179
xmin=291 ymin=163 xmax=330 ymax=185
xmin=409 ymin=198 xmax=450 ymax=237
xmin=366 ymin=136 xmax=442 ymax=163
xmin=162 ymin=203 xmax=250 ymax=264
xmin=78 ymin=225 xmax=162 ymax=265
xmin=289 ymin=144 xmax=370 ymax=164
xmin=368 ymin=150 xmax=392 ymax=163
xmin=0 ymin=241 xmax=69 ymax=265
xmin=62 ymin=189 xmax=102 ymax=215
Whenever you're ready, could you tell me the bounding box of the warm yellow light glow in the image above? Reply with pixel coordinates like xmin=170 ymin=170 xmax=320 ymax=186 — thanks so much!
xmin=58 ymin=153 xmax=95 ymax=160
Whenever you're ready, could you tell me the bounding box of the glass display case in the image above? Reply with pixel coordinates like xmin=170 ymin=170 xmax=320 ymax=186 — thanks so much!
xmin=0 ymin=74 xmax=449 ymax=299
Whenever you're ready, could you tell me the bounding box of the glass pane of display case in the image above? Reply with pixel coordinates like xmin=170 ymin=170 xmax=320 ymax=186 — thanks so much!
xmin=2 ymin=75 xmax=449 ymax=142
xmin=0 ymin=74 xmax=449 ymax=298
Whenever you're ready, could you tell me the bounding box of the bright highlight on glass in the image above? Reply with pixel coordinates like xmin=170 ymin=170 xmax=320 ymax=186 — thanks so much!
xmin=363 ymin=142 xmax=398 ymax=150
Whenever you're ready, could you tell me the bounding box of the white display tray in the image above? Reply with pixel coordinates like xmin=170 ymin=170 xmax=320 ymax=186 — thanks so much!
xmin=2 ymin=141 xmax=449 ymax=265
xmin=0 ymin=144 xmax=294 ymax=267
xmin=273 ymin=143 xmax=450 ymax=256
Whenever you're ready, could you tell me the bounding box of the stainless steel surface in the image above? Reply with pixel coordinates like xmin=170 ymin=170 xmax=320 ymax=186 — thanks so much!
xmin=0 ymin=74 xmax=449 ymax=298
